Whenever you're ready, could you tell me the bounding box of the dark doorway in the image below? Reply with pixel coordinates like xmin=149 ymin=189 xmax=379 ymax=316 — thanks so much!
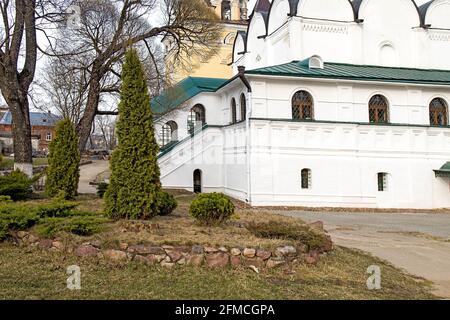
xmin=193 ymin=169 xmax=202 ymax=193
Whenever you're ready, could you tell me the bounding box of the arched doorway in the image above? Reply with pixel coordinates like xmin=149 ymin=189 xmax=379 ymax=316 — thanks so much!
xmin=193 ymin=169 xmax=202 ymax=193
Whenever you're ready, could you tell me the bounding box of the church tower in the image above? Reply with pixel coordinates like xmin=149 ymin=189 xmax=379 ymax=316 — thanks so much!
xmin=163 ymin=0 xmax=249 ymax=82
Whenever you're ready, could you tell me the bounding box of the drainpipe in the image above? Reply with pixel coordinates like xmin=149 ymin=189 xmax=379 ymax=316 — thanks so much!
xmin=238 ymin=66 xmax=252 ymax=205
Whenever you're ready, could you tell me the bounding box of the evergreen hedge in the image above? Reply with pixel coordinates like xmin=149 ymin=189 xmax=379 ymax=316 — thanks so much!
xmin=45 ymin=118 xmax=80 ymax=199
xmin=105 ymin=49 xmax=162 ymax=219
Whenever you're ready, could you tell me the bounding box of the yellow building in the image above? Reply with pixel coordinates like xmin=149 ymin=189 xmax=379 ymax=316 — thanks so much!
xmin=163 ymin=0 xmax=249 ymax=82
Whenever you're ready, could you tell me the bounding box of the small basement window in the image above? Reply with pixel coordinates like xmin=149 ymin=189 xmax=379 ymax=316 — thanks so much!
xmin=377 ymin=172 xmax=388 ymax=192
xmin=301 ymin=169 xmax=312 ymax=189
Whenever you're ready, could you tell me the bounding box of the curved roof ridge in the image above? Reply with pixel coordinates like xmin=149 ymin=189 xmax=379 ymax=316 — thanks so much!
xmin=352 ymin=0 xmax=423 ymax=26
xmin=418 ymin=0 xmax=435 ymax=26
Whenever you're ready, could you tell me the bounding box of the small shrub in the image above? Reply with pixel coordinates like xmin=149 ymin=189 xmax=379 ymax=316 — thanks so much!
xmin=189 ymin=193 xmax=234 ymax=225
xmin=96 ymin=182 xmax=109 ymax=198
xmin=0 ymin=170 xmax=33 ymax=201
xmin=246 ymin=220 xmax=328 ymax=250
xmin=35 ymin=201 xmax=78 ymax=218
xmin=36 ymin=216 xmax=109 ymax=237
xmin=0 ymin=196 xmax=12 ymax=203
xmin=0 ymin=202 xmax=40 ymax=240
xmin=156 ymin=191 xmax=177 ymax=216
xmin=0 ymin=200 xmax=104 ymax=240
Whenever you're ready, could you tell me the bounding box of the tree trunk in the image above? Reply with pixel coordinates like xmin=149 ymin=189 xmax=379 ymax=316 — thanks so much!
xmin=76 ymin=68 xmax=102 ymax=152
xmin=9 ymin=97 xmax=33 ymax=176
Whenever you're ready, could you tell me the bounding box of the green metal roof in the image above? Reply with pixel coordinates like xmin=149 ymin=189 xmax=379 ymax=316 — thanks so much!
xmin=151 ymin=77 xmax=227 ymax=115
xmin=245 ymin=59 xmax=450 ymax=86
xmin=434 ymin=162 xmax=450 ymax=178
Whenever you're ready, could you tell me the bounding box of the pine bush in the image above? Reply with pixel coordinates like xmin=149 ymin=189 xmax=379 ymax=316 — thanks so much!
xmin=105 ymin=49 xmax=162 ymax=220
xmin=45 ymin=118 xmax=80 ymax=199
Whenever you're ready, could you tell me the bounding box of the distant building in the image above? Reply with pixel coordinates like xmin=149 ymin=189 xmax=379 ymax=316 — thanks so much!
xmin=0 ymin=105 xmax=8 ymax=119
xmin=163 ymin=0 xmax=249 ymax=82
xmin=0 ymin=111 xmax=61 ymax=154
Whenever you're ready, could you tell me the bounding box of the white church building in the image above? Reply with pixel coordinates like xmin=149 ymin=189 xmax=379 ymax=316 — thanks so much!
xmin=153 ymin=0 xmax=450 ymax=209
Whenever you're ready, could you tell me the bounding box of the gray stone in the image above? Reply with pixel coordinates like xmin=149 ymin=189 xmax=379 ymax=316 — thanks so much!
xmin=256 ymin=249 xmax=271 ymax=260
xmin=74 ymin=245 xmax=99 ymax=257
xmin=266 ymin=258 xmax=286 ymax=269
xmin=191 ymin=245 xmax=204 ymax=255
xmin=187 ymin=254 xmax=204 ymax=266
xmin=167 ymin=250 xmax=183 ymax=262
xmin=38 ymin=239 xmax=53 ymax=249
xmin=230 ymin=248 xmax=241 ymax=256
xmin=204 ymin=247 xmax=219 ymax=253
xmin=275 ymin=246 xmax=297 ymax=257
xmin=104 ymin=249 xmax=127 ymax=261
xmin=243 ymin=248 xmax=256 ymax=258
xmin=206 ymin=253 xmax=229 ymax=268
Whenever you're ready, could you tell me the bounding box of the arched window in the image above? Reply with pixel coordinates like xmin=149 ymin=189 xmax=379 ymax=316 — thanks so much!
xmin=369 ymin=95 xmax=389 ymax=123
xmin=161 ymin=121 xmax=178 ymax=147
xmin=221 ymin=0 xmax=231 ymax=20
xmin=240 ymin=93 xmax=246 ymax=121
xmin=231 ymin=98 xmax=237 ymax=124
xmin=292 ymin=91 xmax=314 ymax=120
xmin=188 ymin=104 xmax=205 ymax=134
xmin=301 ymin=169 xmax=312 ymax=189
xmin=429 ymin=98 xmax=448 ymax=126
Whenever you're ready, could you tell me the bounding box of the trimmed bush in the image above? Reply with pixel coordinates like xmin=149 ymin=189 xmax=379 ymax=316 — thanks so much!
xmin=0 ymin=200 xmax=107 ymax=240
xmin=105 ymin=49 xmax=162 ymax=220
xmin=189 ymin=193 xmax=234 ymax=225
xmin=35 ymin=216 xmax=109 ymax=237
xmin=246 ymin=220 xmax=328 ymax=251
xmin=96 ymin=182 xmax=109 ymax=198
xmin=156 ymin=191 xmax=177 ymax=216
xmin=0 ymin=170 xmax=34 ymax=201
xmin=45 ymin=118 xmax=80 ymax=199
xmin=0 ymin=202 xmax=40 ymax=240
xmin=35 ymin=201 xmax=78 ymax=218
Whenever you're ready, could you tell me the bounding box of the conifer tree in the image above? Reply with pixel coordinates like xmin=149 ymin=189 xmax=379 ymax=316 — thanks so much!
xmin=105 ymin=49 xmax=161 ymax=219
xmin=45 ymin=118 xmax=80 ymax=199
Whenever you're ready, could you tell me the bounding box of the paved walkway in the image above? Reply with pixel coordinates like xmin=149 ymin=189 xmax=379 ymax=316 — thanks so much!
xmin=78 ymin=160 xmax=110 ymax=194
xmin=277 ymin=210 xmax=450 ymax=299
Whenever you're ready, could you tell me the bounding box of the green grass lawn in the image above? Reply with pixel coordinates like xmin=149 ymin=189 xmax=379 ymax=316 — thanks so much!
xmin=0 ymin=157 xmax=48 ymax=170
xmin=0 ymin=244 xmax=436 ymax=300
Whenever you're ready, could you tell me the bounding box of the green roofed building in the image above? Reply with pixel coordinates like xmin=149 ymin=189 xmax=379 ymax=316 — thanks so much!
xmin=155 ymin=0 xmax=450 ymax=210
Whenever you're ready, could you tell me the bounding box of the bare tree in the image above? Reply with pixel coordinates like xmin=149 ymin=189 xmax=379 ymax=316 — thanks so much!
xmin=45 ymin=0 xmax=220 ymax=151
xmin=95 ymin=115 xmax=116 ymax=151
xmin=0 ymin=0 xmax=69 ymax=174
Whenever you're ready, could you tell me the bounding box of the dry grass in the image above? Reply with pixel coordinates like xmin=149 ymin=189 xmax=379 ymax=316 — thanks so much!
xmin=0 ymin=191 xmax=440 ymax=300
xmin=0 ymin=243 xmax=437 ymax=300
xmin=54 ymin=191 xmax=317 ymax=250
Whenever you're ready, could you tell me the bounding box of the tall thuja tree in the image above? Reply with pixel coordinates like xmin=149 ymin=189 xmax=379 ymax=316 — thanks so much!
xmin=45 ymin=118 xmax=81 ymax=199
xmin=105 ymin=49 xmax=161 ymax=219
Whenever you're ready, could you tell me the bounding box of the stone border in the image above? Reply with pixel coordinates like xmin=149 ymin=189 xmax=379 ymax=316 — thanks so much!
xmin=13 ymin=231 xmax=333 ymax=270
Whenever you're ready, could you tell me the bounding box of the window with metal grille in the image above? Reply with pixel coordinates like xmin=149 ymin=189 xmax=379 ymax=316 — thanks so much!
xmin=240 ymin=93 xmax=246 ymax=121
xmin=161 ymin=124 xmax=171 ymax=147
xmin=292 ymin=91 xmax=314 ymax=120
xmin=301 ymin=169 xmax=312 ymax=189
xmin=369 ymin=95 xmax=389 ymax=123
xmin=429 ymin=98 xmax=448 ymax=126
xmin=161 ymin=121 xmax=178 ymax=147
xmin=188 ymin=104 xmax=205 ymax=134
xmin=377 ymin=172 xmax=388 ymax=192
xmin=231 ymin=98 xmax=237 ymax=124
